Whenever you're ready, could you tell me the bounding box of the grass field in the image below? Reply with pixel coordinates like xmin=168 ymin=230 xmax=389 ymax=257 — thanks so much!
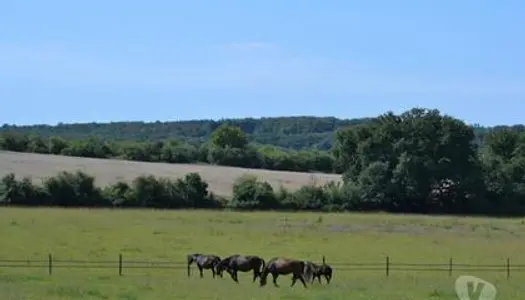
xmin=0 ymin=208 xmax=524 ymax=299
xmin=0 ymin=151 xmax=342 ymax=197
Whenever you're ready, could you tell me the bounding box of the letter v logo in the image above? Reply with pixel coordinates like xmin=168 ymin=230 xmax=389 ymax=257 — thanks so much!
xmin=455 ymin=275 xmax=497 ymax=300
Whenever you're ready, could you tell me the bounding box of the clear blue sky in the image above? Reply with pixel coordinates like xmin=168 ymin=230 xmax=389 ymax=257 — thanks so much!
xmin=1 ymin=0 xmax=524 ymax=126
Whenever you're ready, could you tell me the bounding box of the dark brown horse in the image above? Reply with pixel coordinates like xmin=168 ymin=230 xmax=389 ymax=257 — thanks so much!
xmin=259 ymin=257 xmax=307 ymax=288
xmin=304 ymin=260 xmax=333 ymax=284
xmin=216 ymin=254 xmax=266 ymax=283
xmin=187 ymin=253 xmax=222 ymax=278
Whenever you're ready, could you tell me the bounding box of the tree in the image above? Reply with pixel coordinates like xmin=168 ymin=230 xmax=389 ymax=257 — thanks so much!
xmin=48 ymin=136 xmax=68 ymax=154
xmin=480 ymin=129 xmax=525 ymax=214
xmin=177 ymin=172 xmax=210 ymax=208
xmin=42 ymin=171 xmax=107 ymax=207
xmin=210 ymin=124 xmax=248 ymax=149
xmin=230 ymin=175 xmax=278 ymax=209
xmin=333 ymin=108 xmax=484 ymax=214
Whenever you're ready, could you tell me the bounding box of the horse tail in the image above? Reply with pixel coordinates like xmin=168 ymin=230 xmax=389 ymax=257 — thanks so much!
xmin=298 ymin=260 xmax=308 ymax=278
xmin=302 ymin=261 xmax=310 ymax=280
xmin=260 ymin=258 xmax=272 ymax=279
xmin=215 ymin=257 xmax=224 ymax=273
xmin=259 ymin=257 xmax=266 ymax=274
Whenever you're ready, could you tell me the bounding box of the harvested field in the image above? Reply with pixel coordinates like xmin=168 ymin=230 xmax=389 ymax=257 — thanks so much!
xmin=0 ymin=151 xmax=342 ymax=197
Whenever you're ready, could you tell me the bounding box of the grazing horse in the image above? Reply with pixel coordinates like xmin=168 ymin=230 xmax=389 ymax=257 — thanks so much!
xmin=259 ymin=257 xmax=307 ymax=288
xmin=216 ymin=254 xmax=266 ymax=283
xmin=187 ymin=253 xmax=221 ymax=278
xmin=304 ymin=261 xmax=333 ymax=284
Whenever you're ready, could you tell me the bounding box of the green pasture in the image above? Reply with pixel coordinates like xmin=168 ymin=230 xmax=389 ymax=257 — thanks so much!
xmin=0 ymin=208 xmax=524 ymax=299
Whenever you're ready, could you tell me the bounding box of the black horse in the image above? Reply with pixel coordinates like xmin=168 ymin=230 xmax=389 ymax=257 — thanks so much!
xmin=216 ymin=254 xmax=266 ymax=283
xmin=187 ymin=253 xmax=222 ymax=278
xmin=259 ymin=257 xmax=307 ymax=288
xmin=304 ymin=260 xmax=333 ymax=284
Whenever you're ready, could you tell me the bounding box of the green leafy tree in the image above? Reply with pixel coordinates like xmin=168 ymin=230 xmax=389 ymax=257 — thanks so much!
xmin=42 ymin=171 xmax=107 ymax=207
xmin=48 ymin=136 xmax=69 ymax=154
xmin=334 ymin=108 xmax=484 ymax=214
xmin=230 ymin=175 xmax=278 ymax=209
xmin=210 ymin=124 xmax=248 ymax=149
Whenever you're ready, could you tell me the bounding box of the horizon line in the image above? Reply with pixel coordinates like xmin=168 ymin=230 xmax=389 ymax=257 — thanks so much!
xmin=1 ymin=114 xmax=522 ymax=128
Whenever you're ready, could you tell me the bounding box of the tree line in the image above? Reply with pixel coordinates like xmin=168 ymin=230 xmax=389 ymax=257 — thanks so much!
xmin=1 ymin=116 xmax=368 ymax=150
xmin=0 ymin=170 xmax=353 ymax=211
xmin=1 ymin=107 xmax=525 ymax=215
xmin=3 ymin=115 xmax=521 ymax=150
xmin=331 ymin=108 xmax=525 ymax=215
xmin=0 ymin=124 xmax=337 ymax=173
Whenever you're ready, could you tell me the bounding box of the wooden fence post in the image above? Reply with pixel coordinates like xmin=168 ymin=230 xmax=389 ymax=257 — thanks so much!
xmin=322 ymin=256 xmax=326 ymax=264
xmin=449 ymin=257 xmax=453 ymax=276
xmin=385 ymin=256 xmax=390 ymax=277
xmin=506 ymin=258 xmax=510 ymax=279
xmin=48 ymin=254 xmax=52 ymax=275
xmin=118 ymin=254 xmax=123 ymax=276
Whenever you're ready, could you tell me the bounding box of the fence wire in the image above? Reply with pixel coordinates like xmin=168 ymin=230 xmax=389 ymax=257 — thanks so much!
xmin=0 ymin=256 xmax=521 ymax=278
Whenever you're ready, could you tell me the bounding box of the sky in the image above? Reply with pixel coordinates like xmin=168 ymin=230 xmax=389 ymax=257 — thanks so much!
xmin=1 ymin=0 xmax=524 ymax=126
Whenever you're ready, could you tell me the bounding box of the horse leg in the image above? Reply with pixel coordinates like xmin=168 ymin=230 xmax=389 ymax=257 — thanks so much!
xmin=271 ymin=273 xmax=279 ymax=287
xmin=198 ymin=266 xmax=204 ymax=278
xmin=291 ymin=274 xmax=297 ymax=287
xmin=252 ymin=269 xmax=259 ymax=282
xmin=212 ymin=267 xmax=216 ymax=278
xmin=228 ymin=269 xmax=237 ymax=282
xmin=298 ymin=274 xmax=307 ymax=288
xmin=326 ymin=274 xmax=331 ymax=284
xmin=317 ymin=274 xmax=321 ymax=284
xmin=233 ymin=270 xmax=240 ymax=283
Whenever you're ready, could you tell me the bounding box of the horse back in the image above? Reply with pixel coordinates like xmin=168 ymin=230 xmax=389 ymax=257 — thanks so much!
xmin=268 ymin=257 xmax=304 ymax=274
xmin=200 ymin=255 xmax=220 ymax=267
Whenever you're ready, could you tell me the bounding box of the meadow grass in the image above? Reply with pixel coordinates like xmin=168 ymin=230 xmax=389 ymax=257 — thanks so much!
xmin=0 ymin=208 xmax=524 ymax=299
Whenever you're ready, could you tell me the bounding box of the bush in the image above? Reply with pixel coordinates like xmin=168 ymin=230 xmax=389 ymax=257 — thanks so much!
xmin=0 ymin=171 xmax=222 ymax=209
xmin=230 ymin=175 xmax=279 ymax=210
xmin=0 ymin=170 xmax=347 ymax=212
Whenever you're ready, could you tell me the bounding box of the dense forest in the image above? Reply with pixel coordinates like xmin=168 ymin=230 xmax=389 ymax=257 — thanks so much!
xmin=1 ymin=116 xmax=366 ymax=150
xmin=3 ymin=114 xmax=523 ymax=150
xmin=1 ymin=107 xmax=525 ymax=215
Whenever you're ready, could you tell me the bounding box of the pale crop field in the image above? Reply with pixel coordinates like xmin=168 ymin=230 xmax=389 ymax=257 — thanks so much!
xmin=0 ymin=151 xmax=342 ymax=197
xmin=0 ymin=208 xmax=523 ymax=299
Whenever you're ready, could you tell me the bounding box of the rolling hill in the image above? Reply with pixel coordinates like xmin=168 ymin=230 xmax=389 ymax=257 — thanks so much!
xmin=0 ymin=151 xmax=342 ymax=197
xmin=1 ymin=116 xmax=372 ymax=150
xmin=2 ymin=115 xmax=522 ymax=150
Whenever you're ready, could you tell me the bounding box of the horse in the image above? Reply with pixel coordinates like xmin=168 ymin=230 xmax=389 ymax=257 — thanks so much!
xmin=304 ymin=260 xmax=333 ymax=284
xmin=187 ymin=253 xmax=222 ymax=278
xmin=259 ymin=257 xmax=307 ymax=288
xmin=216 ymin=254 xmax=266 ymax=283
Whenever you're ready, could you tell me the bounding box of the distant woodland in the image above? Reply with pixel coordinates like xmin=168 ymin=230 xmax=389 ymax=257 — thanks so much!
xmin=2 ymin=115 xmax=524 ymax=150
xmin=1 ymin=116 xmax=371 ymax=150
xmin=1 ymin=108 xmax=525 ymax=215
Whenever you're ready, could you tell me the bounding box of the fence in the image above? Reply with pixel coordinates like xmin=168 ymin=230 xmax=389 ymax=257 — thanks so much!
xmin=0 ymin=254 xmax=522 ymax=279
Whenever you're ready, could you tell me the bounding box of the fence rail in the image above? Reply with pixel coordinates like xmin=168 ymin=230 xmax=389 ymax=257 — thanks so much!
xmin=0 ymin=255 xmax=520 ymax=278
